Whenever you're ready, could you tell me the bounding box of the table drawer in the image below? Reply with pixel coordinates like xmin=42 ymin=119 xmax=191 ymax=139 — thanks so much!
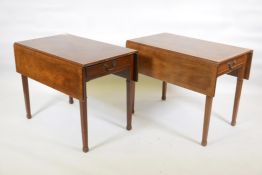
xmin=217 ymin=56 xmax=246 ymax=75
xmin=86 ymin=56 xmax=131 ymax=80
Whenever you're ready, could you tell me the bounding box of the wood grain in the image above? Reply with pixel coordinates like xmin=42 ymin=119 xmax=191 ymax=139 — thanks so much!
xmin=126 ymin=41 xmax=218 ymax=96
xmin=127 ymin=33 xmax=253 ymax=146
xmin=14 ymin=43 xmax=85 ymax=100
xmin=127 ymin=33 xmax=252 ymax=63
xmin=16 ymin=34 xmax=136 ymax=66
xmin=14 ymin=34 xmax=138 ymax=152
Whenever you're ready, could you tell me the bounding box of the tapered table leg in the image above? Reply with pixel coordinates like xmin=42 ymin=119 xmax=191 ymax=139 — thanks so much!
xmin=162 ymin=81 xmax=167 ymax=100
xmin=69 ymin=96 xmax=74 ymax=104
xmin=132 ymin=81 xmax=135 ymax=114
xmin=201 ymin=96 xmax=213 ymax=146
xmin=231 ymin=78 xmax=243 ymax=126
xmin=21 ymin=75 xmax=32 ymax=119
xmin=79 ymin=98 xmax=89 ymax=152
xmin=126 ymin=80 xmax=133 ymax=130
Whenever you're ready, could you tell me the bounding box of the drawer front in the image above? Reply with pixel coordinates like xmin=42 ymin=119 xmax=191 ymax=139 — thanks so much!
xmin=217 ymin=55 xmax=246 ymax=76
xmin=86 ymin=55 xmax=132 ymax=81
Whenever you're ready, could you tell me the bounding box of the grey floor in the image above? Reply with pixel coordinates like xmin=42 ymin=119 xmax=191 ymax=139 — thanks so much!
xmin=0 ymin=68 xmax=262 ymax=175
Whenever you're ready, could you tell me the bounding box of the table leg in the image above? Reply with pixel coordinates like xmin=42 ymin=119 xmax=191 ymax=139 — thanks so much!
xmin=162 ymin=81 xmax=167 ymax=100
xmin=231 ymin=78 xmax=244 ymax=126
xmin=21 ymin=75 xmax=32 ymax=119
xmin=201 ymin=96 xmax=213 ymax=146
xmin=69 ymin=96 xmax=74 ymax=104
xmin=126 ymin=80 xmax=134 ymax=130
xmin=132 ymin=81 xmax=135 ymax=114
xmin=79 ymin=98 xmax=89 ymax=152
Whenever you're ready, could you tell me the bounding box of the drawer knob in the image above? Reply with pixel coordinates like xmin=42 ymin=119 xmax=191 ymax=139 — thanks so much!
xmin=227 ymin=60 xmax=236 ymax=70
xmin=104 ymin=60 xmax=116 ymax=71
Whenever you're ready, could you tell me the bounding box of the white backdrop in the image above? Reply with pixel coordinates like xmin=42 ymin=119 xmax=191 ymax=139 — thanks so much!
xmin=1 ymin=0 xmax=262 ymax=175
xmin=1 ymin=0 xmax=262 ymax=66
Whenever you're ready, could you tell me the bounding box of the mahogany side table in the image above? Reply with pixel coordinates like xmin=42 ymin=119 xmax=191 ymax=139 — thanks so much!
xmin=14 ymin=34 xmax=137 ymax=152
xmin=126 ymin=33 xmax=253 ymax=146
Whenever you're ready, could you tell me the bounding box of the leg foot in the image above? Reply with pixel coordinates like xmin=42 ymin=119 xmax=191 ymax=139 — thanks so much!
xmin=201 ymin=141 xmax=208 ymax=147
xmin=126 ymin=125 xmax=132 ymax=131
xmin=231 ymin=121 xmax=236 ymax=126
xmin=82 ymin=146 xmax=89 ymax=153
xmin=26 ymin=114 xmax=32 ymax=119
xmin=201 ymin=141 xmax=207 ymax=146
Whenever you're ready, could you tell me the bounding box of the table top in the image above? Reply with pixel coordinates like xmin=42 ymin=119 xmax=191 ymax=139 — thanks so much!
xmin=127 ymin=33 xmax=252 ymax=63
xmin=15 ymin=34 xmax=136 ymax=66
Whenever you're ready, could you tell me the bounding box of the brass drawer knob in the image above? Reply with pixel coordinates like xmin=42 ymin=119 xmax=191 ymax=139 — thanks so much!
xmin=104 ymin=60 xmax=116 ymax=71
xmin=227 ymin=60 xmax=236 ymax=70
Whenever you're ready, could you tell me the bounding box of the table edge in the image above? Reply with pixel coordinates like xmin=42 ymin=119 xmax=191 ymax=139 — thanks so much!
xmin=126 ymin=40 xmax=253 ymax=65
xmin=14 ymin=42 xmax=137 ymax=67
